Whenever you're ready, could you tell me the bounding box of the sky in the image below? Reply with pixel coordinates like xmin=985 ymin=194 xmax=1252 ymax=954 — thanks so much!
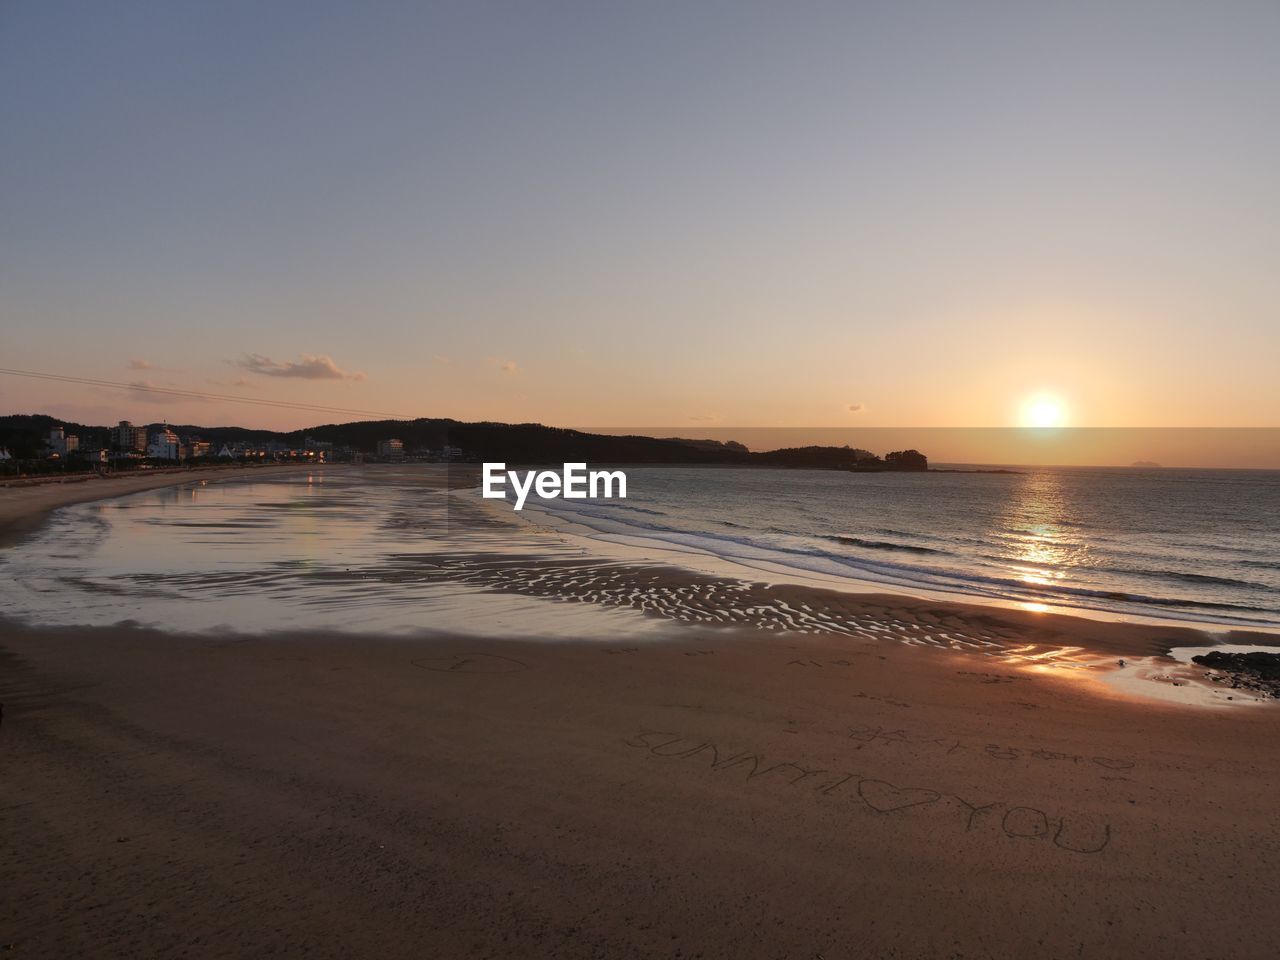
xmin=2 ymin=1 xmax=1278 ymax=439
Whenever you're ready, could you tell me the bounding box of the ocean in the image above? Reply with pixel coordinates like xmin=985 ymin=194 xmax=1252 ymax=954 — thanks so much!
xmin=524 ymin=465 xmax=1280 ymax=629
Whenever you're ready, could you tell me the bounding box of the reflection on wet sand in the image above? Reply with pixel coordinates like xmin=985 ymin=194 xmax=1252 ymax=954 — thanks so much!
xmin=1 ymin=465 xmax=1275 ymax=703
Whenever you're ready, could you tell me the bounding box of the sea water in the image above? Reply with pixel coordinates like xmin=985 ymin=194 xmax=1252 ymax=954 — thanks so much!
xmin=523 ymin=465 xmax=1280 ymax=629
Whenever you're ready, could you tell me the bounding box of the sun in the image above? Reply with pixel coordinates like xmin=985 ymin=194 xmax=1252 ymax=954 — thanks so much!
xmin=1021 ymin=394 xmax=1067 ymax=428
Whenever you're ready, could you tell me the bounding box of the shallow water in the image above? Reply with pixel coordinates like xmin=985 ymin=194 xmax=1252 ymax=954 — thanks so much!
xmin=0 ymin=467 xmax=659 ymax=638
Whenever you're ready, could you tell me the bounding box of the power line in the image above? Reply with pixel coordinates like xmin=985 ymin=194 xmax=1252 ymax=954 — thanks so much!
xmin=0 ymin=367 xmax=417 ymax=421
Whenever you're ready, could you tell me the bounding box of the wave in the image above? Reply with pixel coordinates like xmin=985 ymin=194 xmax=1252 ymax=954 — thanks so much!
xmin=823 ymin=535 xmax=941 ymax=555
xmin=142 ymin=520 xmax=276 ymax=529
xmin=1072 ymin=565 xmax=1274 ymax=591
xmin=522 ymin=468 xmax=1280 ymax=628
xmin=1143 ymin=569 xmax=1272 ymax=590
xmin=535 ymin=510 xmax=1280 ymax=623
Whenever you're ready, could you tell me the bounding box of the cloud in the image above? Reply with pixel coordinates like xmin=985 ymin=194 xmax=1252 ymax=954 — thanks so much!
xmin=236 ymin=353 xmax=366 ymax=381
xmin=487 ymin=358 xmax=519 ymax=374
xmin=128 ymin=358 xmax=154 ymax=370
xmin=847 ymin=403 xmax=864 ymax=413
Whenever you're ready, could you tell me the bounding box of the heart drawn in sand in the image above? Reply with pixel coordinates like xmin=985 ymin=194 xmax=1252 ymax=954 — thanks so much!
xmin=857 ymin=779 xmax=942 ymax=813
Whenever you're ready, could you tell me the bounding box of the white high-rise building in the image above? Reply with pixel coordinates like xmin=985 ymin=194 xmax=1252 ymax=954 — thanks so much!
xmin=147 ymin=426 xmax=181 ymax=461
xmin=46 ymin=425 xmax=80 ymax=456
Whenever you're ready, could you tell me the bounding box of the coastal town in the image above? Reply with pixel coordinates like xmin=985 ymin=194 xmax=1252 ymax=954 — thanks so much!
xmin=0 ymin=416 xmax=460 ymax=475
xmin=0 ymin=413 xmax=931 ymax=479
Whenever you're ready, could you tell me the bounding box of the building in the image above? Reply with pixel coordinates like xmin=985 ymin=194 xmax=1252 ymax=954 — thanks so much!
xmin=377 ymin=438 xmax=405 ymax=459
xmin=218 ymin=442 xmax=268 ymax=459
xmin=147 ymin=426 xmax=181 ymax=461
xmin=110 ymin=421 xmax=148 ymax=452
xmin=46 ymin=425 xmax=80 ymax=457
xmin=183 ymin=440 xmax=212 ymax=459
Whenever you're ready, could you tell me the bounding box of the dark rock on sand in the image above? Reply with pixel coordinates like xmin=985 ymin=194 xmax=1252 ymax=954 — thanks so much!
xmin=1192 ymin=651 xmax=1280 ymax=698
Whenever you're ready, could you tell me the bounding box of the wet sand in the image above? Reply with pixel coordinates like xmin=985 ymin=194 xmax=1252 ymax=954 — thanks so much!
xmin=2 ymin=471 xmax=1279 ymax=957
xmin=0 ymin=464 xmax=318 ymax=542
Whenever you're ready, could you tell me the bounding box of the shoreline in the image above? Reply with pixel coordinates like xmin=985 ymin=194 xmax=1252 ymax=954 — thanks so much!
xmin=6 ymin=459 xmax=1271 ymax=640
xmin=0 ymin=462 xmax=325 ymax=543
xmin=3 ymin=463 xmax=1277 ymax=708
xmin=506 ymin=486 xmax=1280 ymax=638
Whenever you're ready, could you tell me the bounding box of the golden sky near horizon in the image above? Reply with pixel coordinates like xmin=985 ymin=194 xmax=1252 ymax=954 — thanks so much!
xmin=2 ymin=4 xmax=1278 ymax=450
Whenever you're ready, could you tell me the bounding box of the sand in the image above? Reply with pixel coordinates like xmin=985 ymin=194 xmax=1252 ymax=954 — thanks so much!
xmin=2 ymin=474 xmax=1279 ymax=958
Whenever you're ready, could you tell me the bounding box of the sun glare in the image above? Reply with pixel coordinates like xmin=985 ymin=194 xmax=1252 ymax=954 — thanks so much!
xmin=1021 ymin=394 xmax=1067 ymax=428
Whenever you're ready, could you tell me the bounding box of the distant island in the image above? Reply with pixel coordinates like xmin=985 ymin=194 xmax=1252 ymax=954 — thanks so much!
xmin=0 ymin=414 xmax=929 ymax=474
xmin=1130 ymin=460 xmax=1163 ymax=468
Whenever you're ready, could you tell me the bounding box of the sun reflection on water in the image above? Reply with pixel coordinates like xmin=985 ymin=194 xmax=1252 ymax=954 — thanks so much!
xmin=998 ymin=470 xmax=1090 ymax=593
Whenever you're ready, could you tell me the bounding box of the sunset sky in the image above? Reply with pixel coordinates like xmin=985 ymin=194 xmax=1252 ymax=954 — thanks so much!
xmin=2 ymin=1 xmax=1278 ymax=434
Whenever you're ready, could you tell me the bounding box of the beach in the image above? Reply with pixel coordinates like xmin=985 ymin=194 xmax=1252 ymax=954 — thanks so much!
xmin=0 ymin=464 xmax=318 ymax=542
xmin=2 ymin=470 xmax=1280 ymax=958
xmin=9 ymin=2 xmax=1280 ymax=955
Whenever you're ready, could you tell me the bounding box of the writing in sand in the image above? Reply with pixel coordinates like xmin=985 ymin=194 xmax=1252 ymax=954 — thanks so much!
xmin=625 ymin=729 xmax=1113 ymax=855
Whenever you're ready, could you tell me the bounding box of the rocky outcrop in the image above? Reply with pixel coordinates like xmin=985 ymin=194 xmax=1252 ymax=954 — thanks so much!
xmin=1191 ymin=650 xmax=1280 ymax=698
xmin=884 ymin=449 xmax=929 ymax=471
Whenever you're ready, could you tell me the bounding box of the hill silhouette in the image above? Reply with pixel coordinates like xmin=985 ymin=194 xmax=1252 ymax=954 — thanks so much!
xmin=0 ymin=414 xmax=927 ymax=471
